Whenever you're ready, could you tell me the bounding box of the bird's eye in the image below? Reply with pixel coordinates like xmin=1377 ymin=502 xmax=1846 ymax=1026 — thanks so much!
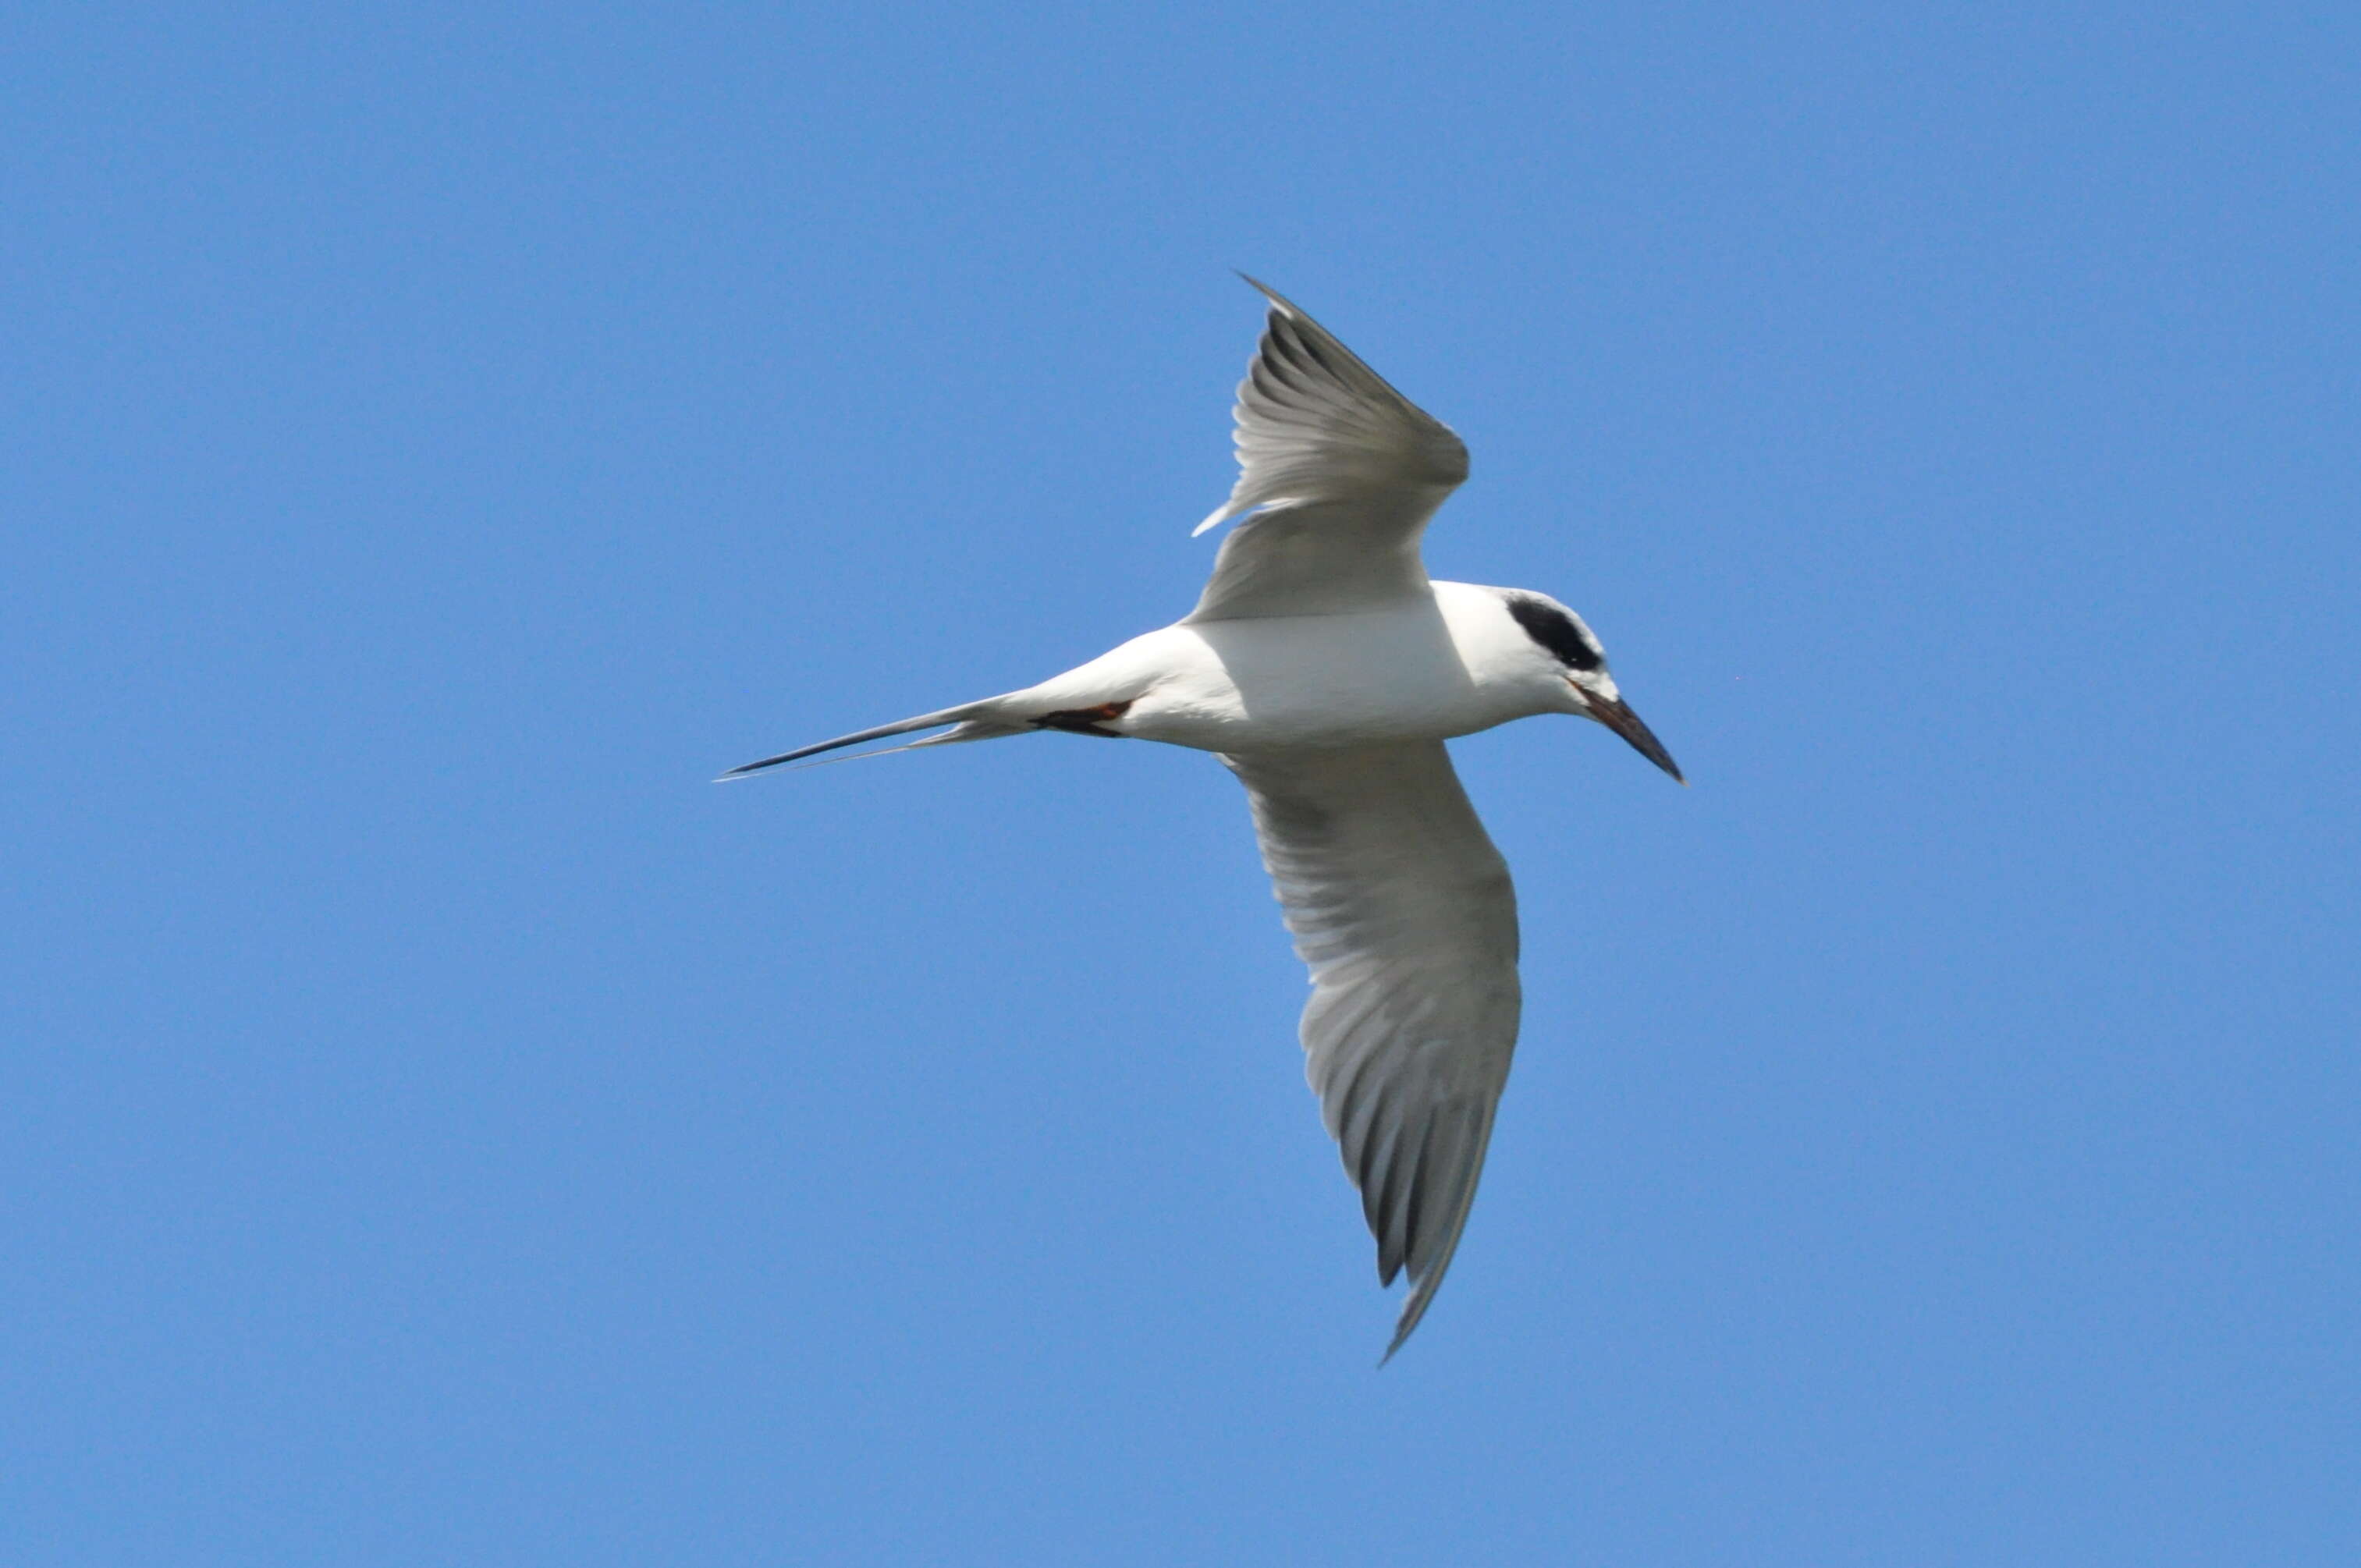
xmin=1505 ymin=596 xmax=1603 ymax=672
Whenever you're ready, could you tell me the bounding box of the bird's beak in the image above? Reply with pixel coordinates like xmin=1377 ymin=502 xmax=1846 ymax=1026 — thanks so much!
xmin=1587 ymin=694 xmax=1685 ymax=783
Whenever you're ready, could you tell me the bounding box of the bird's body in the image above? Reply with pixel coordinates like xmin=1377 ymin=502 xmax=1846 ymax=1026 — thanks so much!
xmin=729 ymin=280 xmax=1681 ymax=1356
xmin=1006 ymin=583 xmax=1577 ymax=754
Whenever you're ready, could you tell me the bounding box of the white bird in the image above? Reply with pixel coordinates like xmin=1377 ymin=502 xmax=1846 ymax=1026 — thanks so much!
xmin=727 ymin=278 xmax=1683 ymax=1357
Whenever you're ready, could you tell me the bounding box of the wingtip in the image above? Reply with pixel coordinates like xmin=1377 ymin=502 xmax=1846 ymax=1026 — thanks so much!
xmin=1233 ymin=271 xmax=1299 ymax=317
xmin=1377 ymin=1288 xmax=1436 ymax=1366
xmin=1378 ymin=1289 xmax=1436 ymax=1365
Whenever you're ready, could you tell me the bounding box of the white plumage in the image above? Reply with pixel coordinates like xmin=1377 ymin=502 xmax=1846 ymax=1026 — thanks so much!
xmin=727 ymin=279 xmax=1682 ymax=1357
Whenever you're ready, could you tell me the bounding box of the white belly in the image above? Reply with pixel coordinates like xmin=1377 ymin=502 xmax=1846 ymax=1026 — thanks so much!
xmin=1105 ymin=598 xmax=1529 ymax=753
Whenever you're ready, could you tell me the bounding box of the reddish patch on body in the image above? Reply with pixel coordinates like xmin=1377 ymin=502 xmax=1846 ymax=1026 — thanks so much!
xmin=1035 ymin=700 xmax=1134 ymax=738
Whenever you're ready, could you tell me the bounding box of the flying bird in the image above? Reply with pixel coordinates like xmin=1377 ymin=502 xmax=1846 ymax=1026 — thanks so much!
xmin=726 ymin=278 xmax=1683 ymax=1357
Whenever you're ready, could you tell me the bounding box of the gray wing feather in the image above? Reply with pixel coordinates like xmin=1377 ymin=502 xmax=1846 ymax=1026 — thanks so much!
xmin=1188 ymin=281 xmax=1470 ymax=622
xmin=1225 ymin=742 xmax=1520 ymax=1357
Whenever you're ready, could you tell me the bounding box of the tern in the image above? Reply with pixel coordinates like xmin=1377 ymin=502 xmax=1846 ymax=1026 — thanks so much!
xmin=726 ymin=279 xmax=1683 ymax=1357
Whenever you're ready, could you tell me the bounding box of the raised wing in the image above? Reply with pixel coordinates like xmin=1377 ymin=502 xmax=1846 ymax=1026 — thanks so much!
xmin=1224 ymin=742 xmax=1520 ymax=1357
xmin=1188 ymin=280 xmax=1470 ymax=623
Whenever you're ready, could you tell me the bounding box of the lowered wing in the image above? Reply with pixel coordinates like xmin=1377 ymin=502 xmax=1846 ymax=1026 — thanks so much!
xmin=1225 ymin=742 xmax=1521 ymax=1357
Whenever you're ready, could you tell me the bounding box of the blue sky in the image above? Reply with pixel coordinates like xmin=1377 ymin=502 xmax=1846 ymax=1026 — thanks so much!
xmin=5 ymin=3 xmax=2356 ymax=1563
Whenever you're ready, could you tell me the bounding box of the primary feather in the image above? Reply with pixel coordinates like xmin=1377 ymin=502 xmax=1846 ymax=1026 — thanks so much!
xmin=1190 ymin=279 xmax=1469 ymax=622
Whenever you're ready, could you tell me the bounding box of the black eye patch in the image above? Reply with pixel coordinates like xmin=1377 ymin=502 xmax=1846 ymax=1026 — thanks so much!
xmin=1506 ymin=595 xmax=1605 ymax=672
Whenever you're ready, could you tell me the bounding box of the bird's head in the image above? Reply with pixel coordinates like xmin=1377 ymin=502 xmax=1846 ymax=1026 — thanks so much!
xmin=1498 ymin=591 xmax=1684 ymax=783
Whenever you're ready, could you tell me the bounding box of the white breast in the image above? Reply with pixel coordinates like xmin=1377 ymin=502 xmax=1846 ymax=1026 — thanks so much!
xmin=1093 ymin=583 xmax=1549 ymax=754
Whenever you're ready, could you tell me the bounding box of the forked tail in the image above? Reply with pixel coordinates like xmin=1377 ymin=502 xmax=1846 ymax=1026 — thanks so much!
xmin=716 ymin=700 xmax=1024 ymax=780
